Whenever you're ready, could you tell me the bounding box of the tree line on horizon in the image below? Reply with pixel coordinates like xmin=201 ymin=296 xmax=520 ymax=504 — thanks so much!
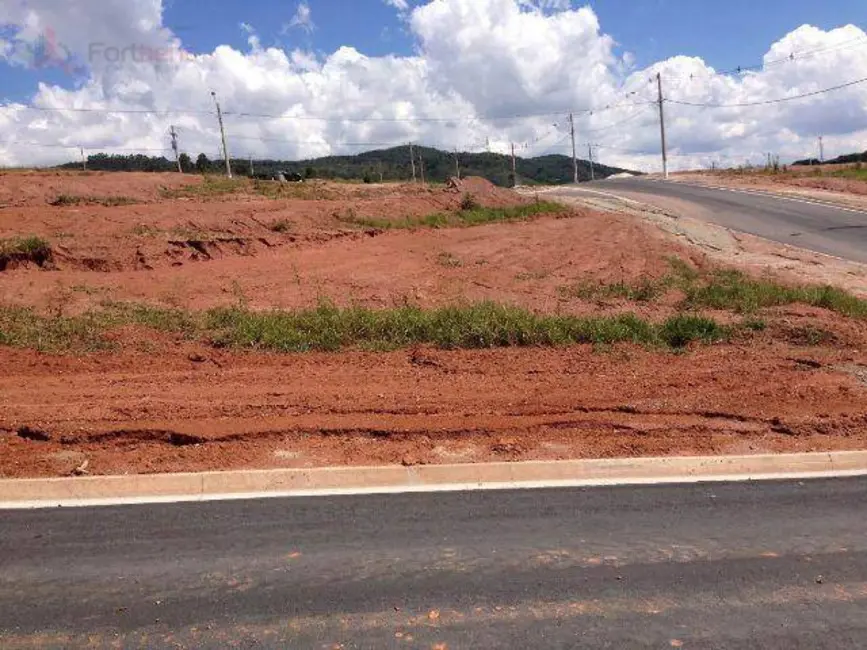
xmin=55 ymin=146 xmax=631 ymax=186
xmin=793 ymin=150 xmax=867 ymax=166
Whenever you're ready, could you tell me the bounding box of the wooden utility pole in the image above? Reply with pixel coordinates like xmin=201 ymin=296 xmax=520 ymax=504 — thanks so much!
xmin=454 ymin=148 xmax=460 ymax=180
xmin=419 ymin=154 xmax=426 ymax=185
xmin=409 ymin=142 xmax=416 ymax=182
xmin=211 ymin=91 xmax=233 ymax=178
xmin=588 ymin=144 xmax=595 ymax=181
xmin=568 ymin=113 xmax=578 ymax=184
xmin=170 ymin=125 xmax=182 ymax=173
xmin=656 ymin=72 xmax=669 ymax=180
xmin=511 ymin=142 xmax=517 ymax=187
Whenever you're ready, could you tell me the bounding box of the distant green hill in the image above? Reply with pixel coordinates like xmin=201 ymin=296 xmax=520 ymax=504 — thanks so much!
xmin=793 ymin=150 xmax=867 ymax=166
xmin=59 ymin=145 xmax=636 ymax=186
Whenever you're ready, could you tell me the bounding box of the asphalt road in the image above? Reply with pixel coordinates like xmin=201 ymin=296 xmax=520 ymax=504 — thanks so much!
xmin=3 ymin=478 xmax=867 ymax=648
xmin=555 ymin=178 xmax=867 ymax=263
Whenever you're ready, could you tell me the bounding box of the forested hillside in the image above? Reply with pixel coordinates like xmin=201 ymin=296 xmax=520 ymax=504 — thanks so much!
xmin=58 ymin=145 xmax=635 ymax=185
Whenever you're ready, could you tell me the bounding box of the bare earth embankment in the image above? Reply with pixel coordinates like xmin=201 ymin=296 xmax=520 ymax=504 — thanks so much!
xmin=1 ymin=171 xmax=866 ymax=477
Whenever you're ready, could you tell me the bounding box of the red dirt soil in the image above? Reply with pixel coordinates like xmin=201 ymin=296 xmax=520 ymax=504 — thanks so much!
xmin=2 ymin=339 xmax=866 ymax=478
xmin=1 ymin=172 xmax=866 ymax=478
xmin=0 ymin=173 xmax=692 ymax=314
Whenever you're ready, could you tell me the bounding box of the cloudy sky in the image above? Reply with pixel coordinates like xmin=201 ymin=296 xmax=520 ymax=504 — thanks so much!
xmin=0 ymin=0 xmax=866 ymax=171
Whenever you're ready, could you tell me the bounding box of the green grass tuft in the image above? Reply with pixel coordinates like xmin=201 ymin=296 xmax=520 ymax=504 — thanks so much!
xmin=560 ymin=257 xmax=867 ymax=320
xmin=658 ymin=314 xmax=728 ymax=348
xmin=0 ymin=236 xmax=52 ymax=267
xmin=269 ymin=219 xmax=293 ymax=233
xmin=50 ymin=194 xmax=139 ymax=207
xmin=682 ymin=269 xmax=867 ymax=318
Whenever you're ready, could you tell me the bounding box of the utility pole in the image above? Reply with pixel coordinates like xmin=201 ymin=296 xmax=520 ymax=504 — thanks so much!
xmin=409 ymin=142 xmax=416 ymax=182
xmin=211 ymin=91 xmax=233 ymax=178
xmin=80 ymin=147 xmax=86 ymax=171
xmin=588 ymin=144 xmax=595 ymax=181
xmin=419 ymin=154 xmax=426 ymax=185
xmin=511 ymin=142 xmax=517 ymax=187
xmin=819 ymin=136 xmax=825 ymax=164
xmin=378 ymin=161 xmax=383 ymax=183
xmin=249 ymin=154 xmax=254 ymax=178
xmin=170 ymin=125 xmax=182 ymax=173
xmin=568 ymin=113 xmax=578 ymax=184
xmin=656 ymin=72 xmax=669 ymax=180
xmin=454 ymin=148 xmax=460 ymax=180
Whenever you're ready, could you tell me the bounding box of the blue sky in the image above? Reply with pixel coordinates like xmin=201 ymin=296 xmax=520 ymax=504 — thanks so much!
xmin=2 ymin=0 xmax=867 ymax=170
xmin=2 ymin=0 xmax=865 ymax=103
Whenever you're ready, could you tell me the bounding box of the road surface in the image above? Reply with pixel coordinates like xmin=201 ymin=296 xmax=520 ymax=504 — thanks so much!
xmin=553 ymin=178 xmax=867 ymax=263
xmin=3 ymin=478 xmax=867 ymax=648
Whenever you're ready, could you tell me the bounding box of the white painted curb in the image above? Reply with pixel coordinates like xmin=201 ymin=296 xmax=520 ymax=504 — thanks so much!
xmin=1 ymin=452 xmax=866 ymax=509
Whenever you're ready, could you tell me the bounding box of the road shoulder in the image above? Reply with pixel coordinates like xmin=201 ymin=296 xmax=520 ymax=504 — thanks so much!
xmin=3 ymin=451 xmax=867 ymax=509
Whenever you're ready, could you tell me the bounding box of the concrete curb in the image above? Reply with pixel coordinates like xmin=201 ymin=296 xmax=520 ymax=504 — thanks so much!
xmin=2 ymin=452 xmax=867 ymax=509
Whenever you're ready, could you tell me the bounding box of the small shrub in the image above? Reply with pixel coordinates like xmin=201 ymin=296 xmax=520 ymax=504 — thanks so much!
xmin=658 ymin=314 xmax=727 ymax=348
xmin=460 ymin=193 xmax=480 ymax=211
xmin=437 ymin=252 xmax=463 ymax=268
xmin=269 ymin=219 xmax=292 ymax=233
xmin=0 ymin=236 xmax=52 ymax=268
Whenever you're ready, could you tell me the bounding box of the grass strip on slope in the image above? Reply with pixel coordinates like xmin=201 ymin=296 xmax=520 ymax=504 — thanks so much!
xmin=49 ymin=194 xmax=139 ymax=207
xmin=345 ymin=201 xmax=566 ymax=230
xmin=564 ymin=257 xmax=867 ymax=319
xmin=0 ymin=302 xmax=727 ymax=354
xmin=682 ymin=268 xmax=867 ymax=318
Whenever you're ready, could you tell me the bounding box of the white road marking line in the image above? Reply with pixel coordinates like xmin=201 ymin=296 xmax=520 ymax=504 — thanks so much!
xmin=648 ymin=180 xmax=867 ymax=216
xmin=551 ymin=182 xmax=866 ymax=265
xmin=3 ymin=468 xmax=866 ymax=510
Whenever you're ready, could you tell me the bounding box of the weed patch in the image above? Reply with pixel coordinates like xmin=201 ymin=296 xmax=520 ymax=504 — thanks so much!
xmin=342 ymin=201 xmax=566 ymax=231
xmin=0 ymin=236 xmax=52 ymax=269
xmin=269 ymin=219 xmax=293 ymax=233
xmin=437 ymin=252 xmax=463 ymax=268
xmin=682 ymin=269 xmax=867 ymax=318
xmin=561 ymin=257 xmax=867 ymax=319
xmin=50 ymin=194 xmax=138 ymax=207
xmin=0 ymin=301 xmax=731 ymax=354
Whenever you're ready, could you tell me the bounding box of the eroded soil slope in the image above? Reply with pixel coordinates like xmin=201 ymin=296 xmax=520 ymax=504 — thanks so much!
xmin=1 ymin=171 xmax=866 ymax=477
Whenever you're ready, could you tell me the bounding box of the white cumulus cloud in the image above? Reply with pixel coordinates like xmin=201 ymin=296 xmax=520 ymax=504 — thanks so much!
xmin=0 ymin=0 xmax=865 ymax=172
xmin=285 ymin=1 xmax=314 ymax=33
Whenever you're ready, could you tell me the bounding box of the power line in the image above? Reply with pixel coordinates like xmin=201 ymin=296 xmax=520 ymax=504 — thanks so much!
xmin=664 ymin=35 xmax=867 ymax=82
xmin=666 ymin=75 xmax=867 ymax=108
xmin=583 ymin=105 xmax=654 ymax=134
xmin=7 ymin=105 xmax=215 ymax=116
xmin=4 ymin=98 xmax=655 ymax=123
xmin=0 ymin=141 xmax=172 ymax=152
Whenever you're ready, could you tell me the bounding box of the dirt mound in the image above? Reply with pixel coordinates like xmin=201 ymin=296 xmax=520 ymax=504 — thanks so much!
xmin=448 ymin=176 xmax=526 ymax=207
xmin=0 ymin=170 xmax=198 ymax=208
